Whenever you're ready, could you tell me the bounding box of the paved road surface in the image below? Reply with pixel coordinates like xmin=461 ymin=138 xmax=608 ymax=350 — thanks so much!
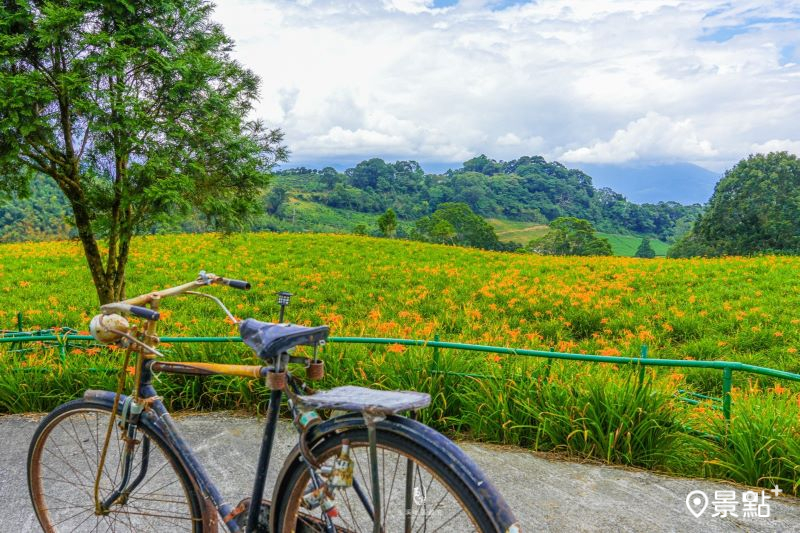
xmin=2 ymin=413 xmax=799 ymax=532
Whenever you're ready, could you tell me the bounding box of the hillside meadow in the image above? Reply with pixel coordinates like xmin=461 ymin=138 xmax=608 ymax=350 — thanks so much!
xmin=1 ymin=233 xmax=799 ymax=492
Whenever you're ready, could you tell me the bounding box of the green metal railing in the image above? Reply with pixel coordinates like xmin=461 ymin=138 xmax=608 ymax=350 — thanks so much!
xmin=3 ymin=330 xmax=800 ymax=422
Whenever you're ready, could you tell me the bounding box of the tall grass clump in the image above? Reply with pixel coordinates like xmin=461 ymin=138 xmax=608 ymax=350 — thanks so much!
xmin=449 ymin=361 xmax=693 ymax=471
xmin=702 ymin=390 xmax=800 ymax=494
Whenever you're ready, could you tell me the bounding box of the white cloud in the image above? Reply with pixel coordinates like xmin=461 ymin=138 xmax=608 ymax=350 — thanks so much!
xmin=300 ymin=127 xmax=407 ymax=152
xmin=382 ymin=0 xmax=442 ymax=15
xmin=750 ymin=139 xmax=800 ymax=155
xmin=212 ymin=0 xmax=800 ymax=169
xmin=559 ymin=112 xmax=718 ymax=163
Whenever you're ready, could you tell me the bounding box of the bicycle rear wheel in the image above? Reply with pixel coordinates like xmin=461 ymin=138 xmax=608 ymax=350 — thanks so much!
xmin=27 ymin=399 xmax=203 ymax=532
xmin=272 ymin=421 xmax=515 ymax=532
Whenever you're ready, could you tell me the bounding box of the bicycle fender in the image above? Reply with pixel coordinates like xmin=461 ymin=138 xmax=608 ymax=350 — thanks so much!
xmin=271 ymin=413 xmax=520 ymax=533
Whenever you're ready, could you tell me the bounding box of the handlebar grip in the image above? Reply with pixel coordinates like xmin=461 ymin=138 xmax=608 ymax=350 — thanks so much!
xmin=129 ymin=306 xmax=161 ymax=321
xmin=225 ymin=279 xmax=251 ymax=290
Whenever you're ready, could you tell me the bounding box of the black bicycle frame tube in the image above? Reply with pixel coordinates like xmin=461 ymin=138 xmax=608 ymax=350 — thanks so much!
xmin=246 ymin=387 xmax=283 ymax=532
xmin=100 ymin=424 xmax=150 ymax=510
xmin=138 ymin=360 xmax=242 ymax=532
xmin=138 ymin=359 xmax=293 ymax=533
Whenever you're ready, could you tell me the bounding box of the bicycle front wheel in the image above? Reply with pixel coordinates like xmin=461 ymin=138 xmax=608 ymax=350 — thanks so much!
xmin=27 ymin=399 xmax=203 ymax=532
xmin=273 ymin=423 xmax=510 ymax=532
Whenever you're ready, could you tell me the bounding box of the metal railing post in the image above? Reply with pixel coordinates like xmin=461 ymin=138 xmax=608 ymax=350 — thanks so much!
xmin=638 ymin=345 xmax=648 ymax=386
xmin=430 ymin=334 xmax=440 ymax=374
xmin=543 ymin=347 xmax=555 ymax=381
xmin=722 ymin=367 xmax=733 ymax=422
xmin=10 ymin=311 xmax=24 ymax=352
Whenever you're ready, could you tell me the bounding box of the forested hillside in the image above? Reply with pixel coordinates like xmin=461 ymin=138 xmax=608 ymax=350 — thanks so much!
xmin=0 ymin=177 xmax=72 ymax=242
xmin=1 ymin=155 xmax=702 ymax=244
xmin=275 ymin=155 xmax=701 ymax=242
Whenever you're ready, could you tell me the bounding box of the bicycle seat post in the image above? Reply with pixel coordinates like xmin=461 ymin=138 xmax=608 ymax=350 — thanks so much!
xmin=246 ymin=351 xmax=288 ymax=532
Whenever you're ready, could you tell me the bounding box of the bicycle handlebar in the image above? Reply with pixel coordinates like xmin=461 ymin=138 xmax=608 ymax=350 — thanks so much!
xmin=129 ymin=305 xmax=161 ymax=321
xmin=99 ymin=271 xmax=249 ymax=319
xmin=222 ymin=278 xmax=251 ymax=290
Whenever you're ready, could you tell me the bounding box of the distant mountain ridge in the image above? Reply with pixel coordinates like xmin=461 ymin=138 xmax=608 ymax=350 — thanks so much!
xmin=284 ymin=159 xmax=720 ymax=205
xmin=572 ymin=162 xmax=719 ymax=205
xmin=1 ymin=155 xmax=708 ymax=244
xmin=274 ymin=155 xmax=704 ymax=243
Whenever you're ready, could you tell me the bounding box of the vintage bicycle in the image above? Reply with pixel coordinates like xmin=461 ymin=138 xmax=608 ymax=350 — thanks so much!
xmin=26 ymin=271 xmax=519 ymax=532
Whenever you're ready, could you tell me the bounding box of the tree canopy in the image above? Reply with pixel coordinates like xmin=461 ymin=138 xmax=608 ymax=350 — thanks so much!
xmin=528 ymin=217 xmax=612 ymax=256
xmin=635 ymin=238 xmax=656 ymax=258
xmin=413 ymin=202 xmax=510 ymax=250
xmin=0 ymin=0 xmax=285 ymax=303
xmin=377 ymin=208 xmax=397 ymax=237
xmin=669 ymin=152 xmax=800 ymax=257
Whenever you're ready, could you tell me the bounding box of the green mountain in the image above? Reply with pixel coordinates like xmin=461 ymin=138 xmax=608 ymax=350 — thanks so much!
xmin=0 ymin=177 xmax=72 ymax=242
xmin=271 ymin=155 xmax=702 ymax=243
xmin=1 ymin=155 xmax=703 ymax=250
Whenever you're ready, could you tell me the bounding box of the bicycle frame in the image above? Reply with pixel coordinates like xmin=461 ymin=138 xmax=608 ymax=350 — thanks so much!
xmin=89 ymin=355 xmax=289 ymax=532
xmin=83 ymin=273 xmax=520 ymax=533
xmin=91 ymin=273 xmax=301 ymax=532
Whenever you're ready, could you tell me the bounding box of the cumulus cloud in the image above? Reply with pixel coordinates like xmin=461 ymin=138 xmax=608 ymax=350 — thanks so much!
xmin=212 ymin=0 xmax=800 ymax=170
xmin=559 ymin=113 xmax=718 ymax=163
xmin=750 ymin=139 xmax=800 ymax=155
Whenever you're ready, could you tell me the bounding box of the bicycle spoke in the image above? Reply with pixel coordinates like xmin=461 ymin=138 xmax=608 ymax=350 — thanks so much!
xmin=382 ymin=452 xmax=400 ymax=531
xmin=280 ymin=436 xmax=482 ymax=533
xmin=30 ymin=406 xmax=198 ymax=532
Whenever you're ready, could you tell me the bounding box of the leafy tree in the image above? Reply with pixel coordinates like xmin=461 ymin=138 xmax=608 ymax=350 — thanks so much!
xmin=0 ymin=0 xmax=285 ymax=303
xmin=429 ymin=219 xmax=456 ymax=244
xmin=265 ymin=186 xmax=288 ymax=215
xmin=669 ymin=152 xmax=800 ymax=257
xmin=352 ymin=223 xmax=368 ymax=236
xmin=319 ymin=167 xmax=340 ymax=189
xmin=635 ymin=238 xmax=656 ymax=258
xmin=348 ymin=158 xmax=394 ymax=191
xmin=462 ymin=154 xmax=503 ymax=175
xmin=377 ymin=208 xmax=397 ymax=237
xmin=528 ymin=217 xmax=612 ymax=256
xmin=414 ymin=202 xmax=504 ymax=250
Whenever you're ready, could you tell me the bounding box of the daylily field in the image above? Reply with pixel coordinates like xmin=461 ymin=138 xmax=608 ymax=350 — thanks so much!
xmin=1 ymin=233 xmax=799 ymax=492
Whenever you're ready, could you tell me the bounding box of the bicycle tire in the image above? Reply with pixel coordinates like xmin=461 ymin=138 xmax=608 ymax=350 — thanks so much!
xmin=27 ymin=399 xmax=203 ymax=532
xmin=272 ymin=417 xmax=517 ymax=532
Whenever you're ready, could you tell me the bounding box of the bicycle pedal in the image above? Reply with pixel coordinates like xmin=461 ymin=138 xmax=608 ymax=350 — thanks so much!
xmin=228 ymin=497 xmax=271 ymax=532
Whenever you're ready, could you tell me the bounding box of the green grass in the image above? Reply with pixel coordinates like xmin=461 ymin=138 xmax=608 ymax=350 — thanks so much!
xmin=597 ymin=232 xmax=670 ymax=257
xmin=263 ymin=199 xmax=413 ymax=235
xmin=487 ymin=218 xmax=549 ymax=245
xmin=489 ymin=219 xmax=670 ymax=257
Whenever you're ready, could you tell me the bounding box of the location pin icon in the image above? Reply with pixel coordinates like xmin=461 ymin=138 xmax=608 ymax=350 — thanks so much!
xmin=686 ymin=490 xmax=709 ymax=518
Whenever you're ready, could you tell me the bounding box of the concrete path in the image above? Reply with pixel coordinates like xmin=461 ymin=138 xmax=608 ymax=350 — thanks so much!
xmin=3 ymin=412 xmax=799 ymax=532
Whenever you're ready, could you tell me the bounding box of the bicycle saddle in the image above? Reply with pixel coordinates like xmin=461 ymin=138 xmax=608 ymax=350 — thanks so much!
xmin=239 ymin=318 xmax=329 ymax=360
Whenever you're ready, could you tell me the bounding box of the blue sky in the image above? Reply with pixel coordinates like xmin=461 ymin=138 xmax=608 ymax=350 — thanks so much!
xmin=214 ymin=0 xmax=800 ymax=172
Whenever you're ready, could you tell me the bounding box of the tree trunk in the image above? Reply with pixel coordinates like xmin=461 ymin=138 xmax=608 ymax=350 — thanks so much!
xmin=61 ymin=178 xmax=128 ymax=305
xmin=70 ymin=198 xmax=116 ymax=304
